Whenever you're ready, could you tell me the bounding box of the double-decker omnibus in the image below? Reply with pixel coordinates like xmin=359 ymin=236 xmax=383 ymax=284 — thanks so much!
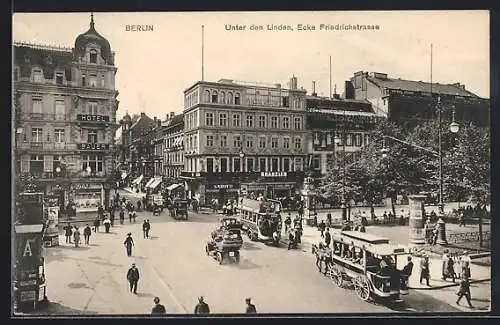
xmin=237 ymin=198 xmax=282 ymax=244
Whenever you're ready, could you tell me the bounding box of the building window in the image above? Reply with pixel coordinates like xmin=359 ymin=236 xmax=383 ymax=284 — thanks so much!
xmin=246 ymin=158 xmax=254 ymax=172
xmin=87 ymin=102 xmax=98 ymax=115
xmin=313 ymin=155 xmax=321 ymax=170
xmin=88 ymin=130 xmax=97 ymax=143
xmin=193 ymin=135 xmax=197 ymax=148
xmin=211 ymin=90 xmax=218 ymax=103
xmin=82 ymin=74 xmax=86 ymax=86
xmin=206 ymin=112 xmax=214 ymax=126
xmin=282 ymin=96 xmax=289 ymax=107
xmin=232 ymin=114 xmax=241 ymax=127
xmin=55 ymin=100 xmax=65 ymax=118
xmin=355 ymin=133 xmax=362 ymax=147
xmin=271 ymin=158 xmax=279 ymax=172
xmin=100 ymin=74 xmax=105 ymax=88
xmin=89 ymin=49 xmax=98 ymax=63
xmin=283 ymin=158 xmax=290 ymax=171
xmin=294 ymin=117 xmax=302 ymax=130
xmin=294 ymin=137 xmax=302 ymax=149
xmin=220 ymin=92 xmax=225 ymax=104
xmin=89 ymin=74 xmax=97 ymax=87
xmin=206 ymin=135 xmax=214 ymax=147
xmin=55 ymin=72 xmax=64 ymax=85
xmin=259 ymin=136 xmax=266 ymax=149
xmin=283 ymin=137 xmax=290 ymax=149
xmin=55 ymin=129 xmax=65 ymax=143
xmin=335 ymin=132 xmax=344 ymax=146
xmin=30 ymin=155 xmax=44 ymax=173
xmin=220 ymin=135 xmax=227 ymax=147
xmin=235 ymin=93 xmax=241 ymax=105
xmin=233 ymin=158 xmax=241 ymax=172
xmin=82 ymin=154 xmax=104 ymax=173
xmin=32 ymin=98 xmax=43 ymax=114
xmin=258 ymin=116 xmax=266 ymax=128
xmin=220 ymin=158 xmax=228 ymax=172
xmin=271 ymin=137 xmax=278 ymax=149
xmin=271 ymin=116 xmax=278 ymax=128
xmin=31 ymin=128 xmax=43 ymax=142
xmin=206 ymin=158 xmax=214 ymax=173
xmin=33 ymin=69 xmax=43 ymax=83
xmin=259 ymin=158 xmax=266 ymax=172
xmin=282 ymin=116 xmax=290 ymax=128
xmin=233 ymin=135 xmax=241 ymax=148
xmin=346 ymin=133 xmax=353 ymax=146
xmin=219 ymin=113 xmax=227 ymax=127
xmin=246 ymin=136 xmax=254 ymax=148
xmin=204 ymin=90 xmax=211 ymax=103
xmin=294 ymin=157 xmax=303 ymax=171
xmin=246 ymin=115 xmax=254 ymax=128
xmin=364 ymin=134 xmax=370 ymax=145
xmin=227 ymin=92 xmax=233 ymax=104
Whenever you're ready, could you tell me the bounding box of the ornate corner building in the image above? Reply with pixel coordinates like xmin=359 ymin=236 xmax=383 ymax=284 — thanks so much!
xmin=13 ymin=15 xmax=119 ymax=212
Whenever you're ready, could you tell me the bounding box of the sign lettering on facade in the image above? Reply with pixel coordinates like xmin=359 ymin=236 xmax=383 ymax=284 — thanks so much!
xmin=78 ymin=143 xmax=110 ymax=151
xmin=77 ymin=114 xmax=110 ymax=122
xmin=213 ymin=184 xmax=233 ymax=189
xmin=23 ymin=239 xmax=33 ymax=257
xmin=260 ymin=172 xmax=287 ymax=177
xmin=72 ymin=183 xmax=103 ymax=190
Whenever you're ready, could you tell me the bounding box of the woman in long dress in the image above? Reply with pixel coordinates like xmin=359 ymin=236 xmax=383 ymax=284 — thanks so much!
xmin=73 ymin=227 xmax=81 ymax=248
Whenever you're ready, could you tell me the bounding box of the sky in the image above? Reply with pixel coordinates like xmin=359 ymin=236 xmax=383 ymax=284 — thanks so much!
xmin=13 ymin=11 xmax=489 ymax=121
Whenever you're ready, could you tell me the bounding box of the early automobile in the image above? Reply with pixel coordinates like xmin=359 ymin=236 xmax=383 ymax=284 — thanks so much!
xmin=321 ymin=231 xmax=410 ymax=303
xmin=205 ymin=224 xmax=243 ymax=265
xmin=170 ymin=199 xmax=188 ymax=220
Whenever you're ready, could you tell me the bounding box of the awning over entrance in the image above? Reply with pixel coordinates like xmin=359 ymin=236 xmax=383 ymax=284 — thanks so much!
xmin=132 ymin=175 xmax=143 ymax=185
xmin=147 ymin=177 xmax=163 ymax=189
xmin=166 ymin=183 xmax=182 ymax=191
xmin=145 ymin=178 xmax=156 ymax=188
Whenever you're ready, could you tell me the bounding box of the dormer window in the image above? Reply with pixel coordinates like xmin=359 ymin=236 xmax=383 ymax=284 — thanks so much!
xmin=89 ymin=49 xmax=98 ymax=63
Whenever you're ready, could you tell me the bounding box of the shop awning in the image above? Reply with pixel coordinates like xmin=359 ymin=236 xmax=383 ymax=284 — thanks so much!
xmin=148 ymin=178 xmax=163 ymax=189
xmin=15 ymin=224 xmax=44 ymax=234
xmin=167 ymin=183 xmax=182 ymax=191
xmin=145 ymin=178 xmax=156 ymax=188
xmin=121 ymin=172 xmax=128 ymax=180
xmin=132 ymin=174 xmax=143 ymax=185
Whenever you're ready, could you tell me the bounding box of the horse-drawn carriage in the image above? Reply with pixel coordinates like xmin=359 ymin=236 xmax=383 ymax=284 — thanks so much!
xmin=205 ymin=217 xmax=243 ymax=264
xmin=168 ymin=199 xmax=188 ymax=220
xmin=314 ymin=231 xmax=410 ymax=303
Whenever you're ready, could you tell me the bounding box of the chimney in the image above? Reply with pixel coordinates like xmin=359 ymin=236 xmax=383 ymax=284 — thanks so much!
xmin=154 ymin=116 xmax=157 ymax=123
xmin=157 ymin=119 xmax=161 ymax=127
xmin=312 ymin=81 xmax=317 ymax=96
xmin=345 ymin=80 xmax=355 ymax=99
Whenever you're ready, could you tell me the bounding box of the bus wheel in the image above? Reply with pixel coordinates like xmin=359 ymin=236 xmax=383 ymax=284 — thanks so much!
xmin=216 ymin=252 xmax=223 ymax=264
xmin=354 ymin=276 xmax=371 ymax=301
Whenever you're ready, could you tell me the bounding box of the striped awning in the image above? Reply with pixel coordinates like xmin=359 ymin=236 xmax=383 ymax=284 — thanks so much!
xmin=148 ymin=178 xmax=162 ymax=189
xmin=167 ymin=183 xmax=182 ymax=191
xmin=145 ymin=178 xmax=156 ymax=188
xmin=132 ymin=174 xmax=143 ymax=185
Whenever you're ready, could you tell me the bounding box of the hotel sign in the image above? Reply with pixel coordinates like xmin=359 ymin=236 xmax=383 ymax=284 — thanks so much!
xmin=78 ymin=143 xmax=110 ymax=151
xmin=77 ymin=114 xmax=110 ymax=122
xmin=260 ymin=172 xmax=287 ymax=177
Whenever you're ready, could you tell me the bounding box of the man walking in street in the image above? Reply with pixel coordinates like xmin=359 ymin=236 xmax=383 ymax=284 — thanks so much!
xmin=324 ymin=228 xmax=331 ymax=247
xmin=83 ymin=224 xmax=92 ymax=245
xmin=93 ymin=217 xmax=100 ymax=233
xmin=245 ymin=297 xmax=257 ymax=314
xmin=126 ymin=263 xmax=140 ymax=294
xmin=143 ymin=219 xmax=151 ymax=239
xmin=456 ymin=276 xmax=473 ymax=308
xmin=419 ymin=255 xmax=430 ymax=286
xmin=151 ymin=297 xmax=166 ymax=314
xmin=194 ymin=296 xmax=210 ymax=314
xmin=124 ymin=233 xmax=134 ymax=257
xmin=64 ymin=223 xmax=73 ymax=244
xmin=120 ymin=209 xmax=125 ymax=225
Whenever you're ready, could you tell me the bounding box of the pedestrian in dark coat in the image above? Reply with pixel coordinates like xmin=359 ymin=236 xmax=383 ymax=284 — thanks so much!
xmin=456 ymin=276 xmax=473 ymax=308
xmin=124 ymin=233 xmax=134 ymax=257
xmin=110 ymin=209 xmax=115 ymax=226
xmin=326 ymin=213 xmax=332 ymax=227
xmin=151 ymin=297 xmax=166 ymax=314
xmin=143 ymin=220 xmax=151 ymax=239
xmin=120 ymin=209 xmax=125 ymax=225
xmin=324 ymin=228 xmax=331 ymax=247
xmin=129 ymin=211 xmax=133 ymax=223
xmin=126 ymin=263 xmax=140 ymax=294
xmin=83 ymin=224 xmax=92 ymax=245
xmin=64 ymin=223 xmax=73 ymax=244
xmin=93 ymin=218 xmax=100 ymax=232
xmin=402 ymin=256 xmax=414 ymax=276
xmin=245 ymin=298 xmax=257 ymax=314
xmin=419 ymin=256 xmax=430 ymax=286
xmin=194 ymin=296 xmax=210 ymax=314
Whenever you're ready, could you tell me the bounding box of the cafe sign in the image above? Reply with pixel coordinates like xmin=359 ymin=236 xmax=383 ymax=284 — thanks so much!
xmin=78 ymin=143 xmax=110 ymax=151
xmin=260 ymin=172 xmax=287 ymax=177
xmin=77 ymin=114 xmax=110 ymax=122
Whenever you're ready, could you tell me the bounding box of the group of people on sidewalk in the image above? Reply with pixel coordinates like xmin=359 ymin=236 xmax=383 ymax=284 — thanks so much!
xmin=150 ymin=295 xmax=257 ymax=315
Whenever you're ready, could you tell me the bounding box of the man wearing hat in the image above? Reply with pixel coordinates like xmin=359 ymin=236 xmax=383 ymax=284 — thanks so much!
xmin=126 ymin=263 xmax=140 ymax=294
xmin=124 ymin=233 xmax=135 ymax=257
xmin=245 ymin=297 xmax=257 ymax=314
xmin=151 ymin=297 xmax=166 ymax=314
xmin=194 ymin=296 xmax=210 ymax=314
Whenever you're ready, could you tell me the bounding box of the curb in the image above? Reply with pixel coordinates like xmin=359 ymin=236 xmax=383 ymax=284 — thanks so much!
xmin=408 ymin=278 xmax=490 ymax=290
xmin=470 ymin=252 xmax=491 ymax=259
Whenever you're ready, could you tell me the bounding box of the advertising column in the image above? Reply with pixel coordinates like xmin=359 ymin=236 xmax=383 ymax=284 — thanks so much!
xmin=408 ymin=194 xmax=427 ymax=247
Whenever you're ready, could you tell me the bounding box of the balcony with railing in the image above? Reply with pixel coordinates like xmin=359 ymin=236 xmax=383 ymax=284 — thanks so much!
xmin=26 ymin=113 xmax=68 ymax=121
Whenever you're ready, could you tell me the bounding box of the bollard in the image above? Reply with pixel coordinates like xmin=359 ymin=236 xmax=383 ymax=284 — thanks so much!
xmin=408 ymin=195 xmax=426 ymax=247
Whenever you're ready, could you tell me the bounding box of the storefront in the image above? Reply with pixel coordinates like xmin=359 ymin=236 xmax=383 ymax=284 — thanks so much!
xmin=205 ymin=183 xmax=239 ymax=206
xmin=70 ymin=183 xmax=104 ymax=212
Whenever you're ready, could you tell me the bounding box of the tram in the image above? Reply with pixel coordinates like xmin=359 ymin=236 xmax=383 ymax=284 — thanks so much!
xmin=323 ymin=231 xmax=410 ymax=303
xmin=237 ymin=198 xmax=282 ymax=244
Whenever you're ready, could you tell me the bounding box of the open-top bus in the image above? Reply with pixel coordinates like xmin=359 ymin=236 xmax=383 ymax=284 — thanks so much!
xmin=324 ymin=230 xmax=410 ymax=303
xmin=237 ymin=198 xmax=282 ymax=244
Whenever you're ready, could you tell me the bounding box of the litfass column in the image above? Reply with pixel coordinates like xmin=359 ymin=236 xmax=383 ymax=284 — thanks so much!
xmin=408 ymin=194 xmax=426 ymax=247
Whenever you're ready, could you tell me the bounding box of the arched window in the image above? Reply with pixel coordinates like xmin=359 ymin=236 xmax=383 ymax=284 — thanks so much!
xmin=227 ymin=92 xmax=233 ymax=104
xmin=89 ymin=49 xmax=98 ymax=64
xmin=220 ymin=91 xmax=225 ymax=104
xmin=204 ymin=90 xmax=210 ymax=103
xmin=211 ymin=90 xmax=218 ymax=103
xmin=235 ymin=92 xmax=241 ymax=105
